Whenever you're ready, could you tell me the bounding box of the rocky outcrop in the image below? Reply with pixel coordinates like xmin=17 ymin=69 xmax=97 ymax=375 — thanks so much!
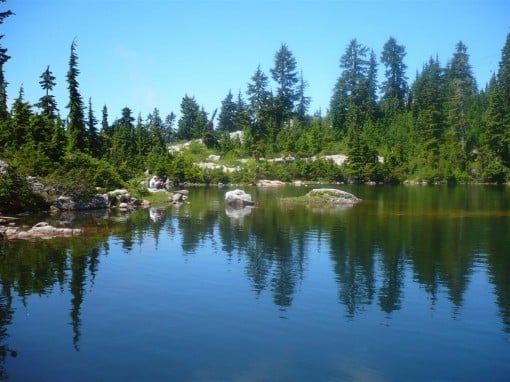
xmin=225 ymin=189 xmax=254 ymax=207
xmin=170 ymin=190 xmax=189 ymax=204
xmin=1 ymin=222 xmax=83 ymax=240
xmin=55 ymin=189 xmax=142 ymax=211
xmin=257 ymin=179 xmax=285 ymax=187
xmin=304 ymin=188 xmax=361 ymax=205
xmin=56 ymin=195 xmax=109 ymax=210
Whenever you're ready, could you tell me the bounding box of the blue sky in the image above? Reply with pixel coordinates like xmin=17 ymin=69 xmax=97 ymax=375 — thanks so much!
xmin=4 ymin=0 xmax=509 ymax=124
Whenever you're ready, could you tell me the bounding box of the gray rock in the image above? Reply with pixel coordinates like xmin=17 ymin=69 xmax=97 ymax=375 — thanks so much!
xmin=225 ymin=189 xmax=254 ymax=207
xmin=1 ymin=222 xmax=83 ymax=240
xmin=305 ymin=188 xmax=361 ymax=205
xmin=118 ymin=202 xmax=129 ymax=210
xmin=56 ymin=194 xmax=109 ymax=211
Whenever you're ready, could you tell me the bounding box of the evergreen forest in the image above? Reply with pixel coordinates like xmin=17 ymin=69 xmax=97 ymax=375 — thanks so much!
xmin=1 ymin=1 xmax=510 ymax=212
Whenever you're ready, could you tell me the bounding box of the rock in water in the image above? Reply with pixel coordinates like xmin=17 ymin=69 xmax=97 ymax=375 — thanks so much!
xmin=225 ymin=189 xmax=254 ymax=207
xmin=305 ymin=188 xmax=361 ymax=205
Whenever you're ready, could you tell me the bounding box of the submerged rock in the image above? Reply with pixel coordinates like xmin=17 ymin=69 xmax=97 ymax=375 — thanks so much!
xmin=0 ymin=221 xmax=83 ymax=240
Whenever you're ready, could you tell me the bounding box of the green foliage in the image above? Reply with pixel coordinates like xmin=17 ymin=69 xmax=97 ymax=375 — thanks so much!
xmin=0 ymin=162 xmax=44 ymax=212
xmin=1 ymin=13 xmax=509 ymax=192
xmin=47 ymin=153 xmax=124 ymax=198
xmin=7 ymin=143 xmax=56 ymax=176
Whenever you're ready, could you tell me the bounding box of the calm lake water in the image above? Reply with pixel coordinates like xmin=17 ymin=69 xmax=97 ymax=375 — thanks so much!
xmin=0 ymin=185 xmax=509 ymax=381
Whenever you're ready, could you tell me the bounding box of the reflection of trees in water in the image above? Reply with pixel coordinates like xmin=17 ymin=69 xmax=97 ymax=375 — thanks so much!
xmin=0 ymin=183 xmax=508 ymax=377
xmin=486 ymin=217 xmax=510 ymax=333
xmin=219 ymin=204 xmax=306 ymax=309
xmin=0 ymin=235 xmax=110 ymax=376
xmin=0 ymin=292 xmax=15 ymax=380
xmin=220 ymin=186 xmax=510 ymax=328
xmin=329 ymin=220 xmax=376 ymax=317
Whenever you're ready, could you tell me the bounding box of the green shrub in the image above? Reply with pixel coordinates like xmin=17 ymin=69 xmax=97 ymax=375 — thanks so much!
xmin=47 ymin=153 xmax=125 ymax=198
xmin=0 ymin=162 xmax=45 ymax=213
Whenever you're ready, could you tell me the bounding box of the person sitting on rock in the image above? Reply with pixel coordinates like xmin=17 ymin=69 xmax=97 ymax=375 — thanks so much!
xmin=149 ymin=176 xmax=160 ymax=189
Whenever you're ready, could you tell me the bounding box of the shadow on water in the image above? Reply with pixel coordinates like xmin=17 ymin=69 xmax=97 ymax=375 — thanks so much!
xmin=0 ymin=185 xmax=508 ymax=378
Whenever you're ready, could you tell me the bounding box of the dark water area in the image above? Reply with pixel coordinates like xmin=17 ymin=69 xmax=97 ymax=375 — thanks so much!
xmin=0 ymin=185 xmax=509 ymax=381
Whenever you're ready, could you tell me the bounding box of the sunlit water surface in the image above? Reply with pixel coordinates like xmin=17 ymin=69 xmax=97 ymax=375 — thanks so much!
xmin=0 ymin=185 xmax=509 ymax=381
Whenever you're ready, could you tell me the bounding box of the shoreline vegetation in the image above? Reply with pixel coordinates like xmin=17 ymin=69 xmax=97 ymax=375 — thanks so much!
xmin=0 ymin=7 xmax=509 ymax=221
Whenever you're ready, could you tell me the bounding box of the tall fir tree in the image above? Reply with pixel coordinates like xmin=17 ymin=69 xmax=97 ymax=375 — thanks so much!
xmin=192 ymin=106 xmax=208 ymax=140
xmin=9 ymin=86 xmax=32 ymax=148
xmin=177 ymin=95 xmax=200 ymax=141
xmin=330 ymin=39 xmax=371 ymax=136
xmin=163 ymin=112 xmax=176 ymax=143
xmin=110 ymin=107 xmax=135 ymax=165
xmin=411 ymin=56 xmax=445 ymax=168
xmin=36 ymin=66 xmax=58 ymax=119
xmin=66 ymin=40 xmax=88 ymax=152
xmin=49 ymin=115 xmax=66 ymax=161
xmin=0 ymin=1 xmax=12 ymax=121
xmin=482 ymin=33 xmax=510 ymax=179
xmin=270 ymin=43 xmax=299 ymax=130
xmin=87 ymin=98 xmax=99 ymax=157
xmin=147 ymin=107 xmax=166 ymax=153
xmin=234 ymin=90 xmax=250 ymax=132
xmin=217 ymin=89 xmax=237 ymax=133
xmin=380 ymin=37 xmax=408 ymax=116
xmin=295 ymin=71 xmax=311 ymax=122
xmin=444 ymin=41 xmax=477 ymax=149
xmin=246 ymin=65 xmax=272 ymax=142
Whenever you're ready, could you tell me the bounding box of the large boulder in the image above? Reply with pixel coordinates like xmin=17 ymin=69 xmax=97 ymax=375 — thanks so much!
xmin=225 ymin=189 xmax=254 ymax=207
xmin=170 ymin=190 xmax=188 ymax=204
xmin=304 ymin=188 xmax=361 ymax=205
xmin=56 ymin=194 xmax=109 ymax=210
xmin=257 ymin=179 xmax=285 ymax=187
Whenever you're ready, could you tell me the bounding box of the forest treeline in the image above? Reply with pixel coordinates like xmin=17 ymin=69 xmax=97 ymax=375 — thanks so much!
xmin=0 ymin=1 xmax=509 ymax=211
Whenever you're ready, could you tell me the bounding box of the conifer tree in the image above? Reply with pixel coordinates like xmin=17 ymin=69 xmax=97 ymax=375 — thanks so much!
xmin=36 ymin=66 xmax=58 ymax=119
xmin=101 ymin=105 xmax=111 ymax=136
xmin=482 ymin=33 xmax=510 ymax=178
xmin=163 ymin=112 xmax=176 ymax=143
xmin=234 ymin=90 xmax=250 ymax=132
xmin=177 ymin=95 xmax=200 ymax=141
xmin=0 ymin=1 xmax=13 ymax=121
xmin=134 ymin=113 xmax=149 ymax=158
xmin=9 ymin=86 xmax=32 ymax=148
xmin=147 ymin=107 xmax=166 ymax=153
xmin=87 ymin=98 xmax=99 ymax=157
xmin=380 ymin=37 xmax=408 ymax=116
xmin=295 ymin=71 xmax=311 ymax=122
xmin=66 ymin=40 xmax=87 ymax=152
xmin=270 ymin=43 xmax=299 ymax=129
xmin=411 ymin=56 xmax=445 ymax=170
xmin=246 ymin=65 xmax=272 ymax=142
xmin=217 ymin=90 xmax=237 ymax=133
xmin=330 ymin=39 xmax=371 ymax=136
xmin=111 ymin=107 xmax=135 ymax=165
xmin=49 ymin=115 xmax=66 ymax=161
xmin=444 ymin=42 xmax=477 ymax=151
xmin=366 ymin=50 xmax=379 ymax=123
xmin=192 ymin=106 xmax=208 ymax=140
